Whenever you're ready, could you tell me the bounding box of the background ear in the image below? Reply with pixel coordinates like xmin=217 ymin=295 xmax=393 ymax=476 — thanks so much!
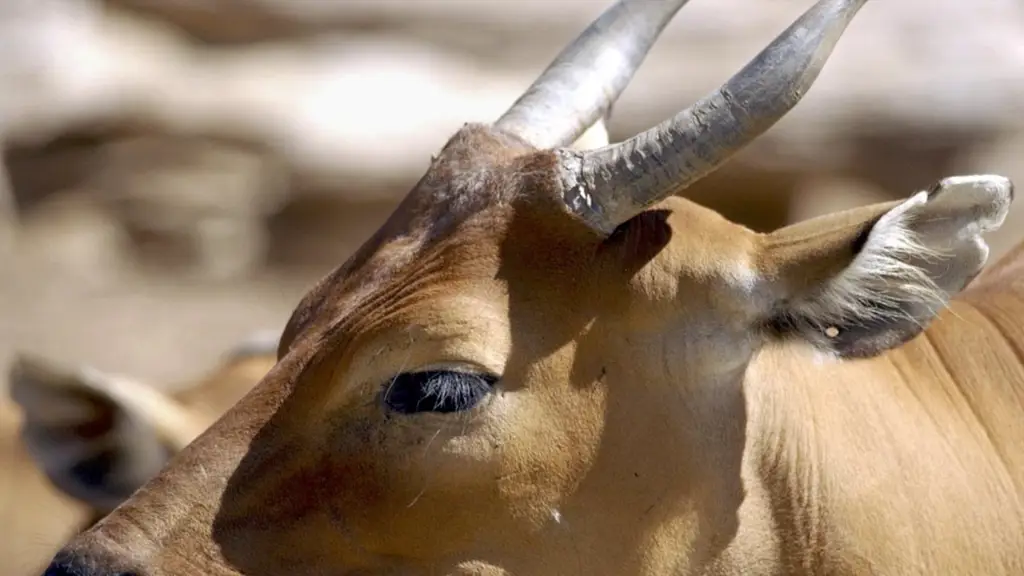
xmin=7 ymin=354 xmax=204 ymax=513
xmin=757 ymin=174 xmax=1013 ymax=359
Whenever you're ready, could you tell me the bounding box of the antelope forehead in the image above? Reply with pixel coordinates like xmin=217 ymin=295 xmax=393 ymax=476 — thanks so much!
xmin=347 ymin=293 xmax=513 ymax=383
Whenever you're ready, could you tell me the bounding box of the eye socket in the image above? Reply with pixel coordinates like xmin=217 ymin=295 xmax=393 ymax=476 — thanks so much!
xmin=382 ymin=370 xmax=497 ymax=415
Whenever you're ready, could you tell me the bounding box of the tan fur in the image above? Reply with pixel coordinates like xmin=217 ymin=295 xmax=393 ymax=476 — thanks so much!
xmin=39 ymin=122 xmax=1023 ymax=576
xmin=4 ymin=338 xmax=277 ymax=576
xmin=740 ymin=295 xmax=1024 ymax=574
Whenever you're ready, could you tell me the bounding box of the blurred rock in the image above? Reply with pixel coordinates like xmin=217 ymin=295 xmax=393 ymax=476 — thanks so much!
xmin=1 ymin=0 xmax=1022 ymax=187
xmin=92 ymin=137 xmax=288 ymax=280
xmin=15 ymin=191 xmax=129 ymax=292
xmin=0 ymin=157 xmax=14 ymax=264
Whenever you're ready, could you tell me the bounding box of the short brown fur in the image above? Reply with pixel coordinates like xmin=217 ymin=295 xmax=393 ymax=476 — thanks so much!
xmin=46 ymin=122 xmax=1024 ymax=575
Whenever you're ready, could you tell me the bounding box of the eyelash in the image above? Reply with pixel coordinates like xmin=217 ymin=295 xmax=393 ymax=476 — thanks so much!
xmin=382 ymin=370 xmax=497 ymax=415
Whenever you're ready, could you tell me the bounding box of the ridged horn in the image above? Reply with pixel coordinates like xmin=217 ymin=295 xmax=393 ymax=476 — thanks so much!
xmin=557 ymin=0 xmax=870 ymax=234
xmin=494 ymin=0 xmax=692 ymax=150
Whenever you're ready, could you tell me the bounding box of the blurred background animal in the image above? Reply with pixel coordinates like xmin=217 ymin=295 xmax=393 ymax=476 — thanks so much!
xmin=2 ymin=331 xmax=278 ymax=576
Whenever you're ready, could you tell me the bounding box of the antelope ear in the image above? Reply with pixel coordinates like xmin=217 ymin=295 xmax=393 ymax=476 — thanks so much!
xmin=756 ymin=175 xmax=1013 ymax=359
xmin=7 ymin=354 xmax=204 ymax=513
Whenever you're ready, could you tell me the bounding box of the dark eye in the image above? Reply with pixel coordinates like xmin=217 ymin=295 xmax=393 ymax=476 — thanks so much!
xmin=382 ymin=370 xmax=497 ymax=414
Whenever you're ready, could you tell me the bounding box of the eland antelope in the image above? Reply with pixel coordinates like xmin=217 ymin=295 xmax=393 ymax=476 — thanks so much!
xmin=42 ymin=0 xmax=1024 ymax=574
xmin=5 ymin=332 xmax=278 ymax=576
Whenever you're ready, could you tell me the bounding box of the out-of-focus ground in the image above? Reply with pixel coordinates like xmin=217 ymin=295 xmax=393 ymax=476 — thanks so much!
xmin=3 ymin=0 xmax=1024 ymax=402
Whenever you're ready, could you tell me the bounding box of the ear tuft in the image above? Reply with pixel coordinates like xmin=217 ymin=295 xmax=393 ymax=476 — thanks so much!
xmin=774 ymin=190 xmax=947 ymax=357
xmin=765 ymin=174 xmax=1013 ymax=358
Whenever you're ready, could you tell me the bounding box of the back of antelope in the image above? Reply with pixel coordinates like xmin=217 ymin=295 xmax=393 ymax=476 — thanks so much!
xmin=41 ymin=0 xmax=1024 ymax=575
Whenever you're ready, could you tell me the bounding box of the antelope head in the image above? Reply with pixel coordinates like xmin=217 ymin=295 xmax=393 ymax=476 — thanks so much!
xmin=43 ymin=1 xmax=1012 ymax=575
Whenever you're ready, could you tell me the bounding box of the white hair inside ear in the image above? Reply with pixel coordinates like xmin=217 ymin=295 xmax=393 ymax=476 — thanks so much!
xmin=813 ymin=174 xmax=1010 ymax=324
xmin=765 ymin=174 xmax=1013 ymax=359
